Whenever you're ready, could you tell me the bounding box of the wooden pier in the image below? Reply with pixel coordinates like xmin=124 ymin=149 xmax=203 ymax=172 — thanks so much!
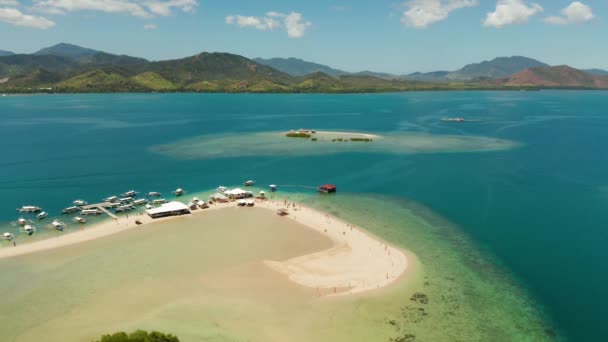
xmin=81 ymin=202 xmax=118 ymax=220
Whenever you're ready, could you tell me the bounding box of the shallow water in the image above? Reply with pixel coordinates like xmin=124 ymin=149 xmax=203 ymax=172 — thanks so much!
xmin=1 ymin=92 xmax=607 ymax=340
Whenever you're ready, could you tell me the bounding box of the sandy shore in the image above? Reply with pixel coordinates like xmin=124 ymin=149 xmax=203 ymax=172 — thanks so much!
xmin=0 ymin=198 xmax=408 ymax=296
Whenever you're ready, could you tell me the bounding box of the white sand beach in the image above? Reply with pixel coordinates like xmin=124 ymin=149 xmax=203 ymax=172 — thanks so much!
xmin=0 ymin=198 xmax=409 ymax=296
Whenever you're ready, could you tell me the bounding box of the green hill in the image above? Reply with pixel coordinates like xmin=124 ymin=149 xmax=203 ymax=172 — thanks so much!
xmin=130 ymin=72 xmax=176 ymax=90
xmin=57 ymin=68 xmax=145 ymax=92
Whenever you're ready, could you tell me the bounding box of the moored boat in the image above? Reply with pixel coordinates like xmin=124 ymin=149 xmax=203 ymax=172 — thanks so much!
xmin=147 ymin=191 xmax=161 ymax=197
xmin=105 ymin=196 xmax=119 ymax=203
xmin=152 ymin=199 xmax=167 ymax=205
xmin=133 ymin=199 xmax=147 ymax=206
xmin=81 ymin=209 xmax=102 ymax=215
xmin=121 ymin=190 xmax=138 ymax=198
xmin=51 ymin=220 xmax=64 ymax=231
xmin=24 ymin=225 xmax=35 ymax=235
xmin=2 ymin=232 xmax=14 ymax=240
xmin=17 ymin=206 xmax=42 ymax=213
xmin=174 ymin=188 xmax=184 ymax=196
xmin=73 ymin=217 xmax=87 ymax=224
xmin=37 ymin=212 xmax=48 ymax=220
xmin=18 ymin=218 xmax=27 ymax=226
xmin=269 ymin=184 xmax=277 ymax=192
xmin=73 ymin=199 xmax=88 ymax=206
xmin=244 ymin=180 xmax=255 ymax=186
xmin=62 ymin=206 xmax=80 ymax=214
xmin=318 ymin=184 xmax=337 ymax=193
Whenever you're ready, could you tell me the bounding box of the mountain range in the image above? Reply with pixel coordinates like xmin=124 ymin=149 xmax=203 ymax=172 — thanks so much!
xmin=1 ymin=43 xmax=607 ymax=92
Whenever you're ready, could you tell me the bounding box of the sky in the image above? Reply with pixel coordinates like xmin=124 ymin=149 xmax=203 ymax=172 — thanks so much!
xmin=1 ymin=0 xmax=606 ymax=73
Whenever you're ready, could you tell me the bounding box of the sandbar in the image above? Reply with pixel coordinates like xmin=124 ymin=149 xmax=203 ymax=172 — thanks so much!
xmin=0 ymin=198 xmax=409 ymax=296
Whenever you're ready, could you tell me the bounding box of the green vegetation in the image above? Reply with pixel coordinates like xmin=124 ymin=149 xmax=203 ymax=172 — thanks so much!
xmin=95 ymin=330 xmax=179 ymax=342
xmin=286 ymin=132 xmax=312 ymax=138
xmin=350 ymin=137 xmax=372 ymax=142
xmin=311 ymin=138 xmax=318 ymax=141
xmin=2 ymin=48 xmax=606 ymax=93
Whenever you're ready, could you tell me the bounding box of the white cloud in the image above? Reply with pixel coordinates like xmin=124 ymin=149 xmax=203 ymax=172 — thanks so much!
xmin=544 ymin=1 xmax=593 ymax=25
xmin=484 ymin=0 xmax=543 ymax=28
xmin=225 ymin=14 xmax=280 ymax=30
xmin=143 ymin=23 xmax=155 ymax=29
xmin=284 ymin=12 xmax=311 ymax=38
xmin=226 ymin=11 xmax=311 ymax=38
xmin=32 ymin=0 xmax=198 ymax=18
xmin=0 ymin=0 xmax=19 ymax=6
xmin=0 ymin=7 xmax=55 ymax=28
xmin=401 ymin=0 xmax=478 ymax=29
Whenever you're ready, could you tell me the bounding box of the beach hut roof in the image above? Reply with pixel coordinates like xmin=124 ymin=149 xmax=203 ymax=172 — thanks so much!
xmin=225 ymin=188 xmax=248 ymax=195
xmin=146 ymin=201 xmax=189 ymax=216
xmin=210 ymin=193 xmax=228 ymax=199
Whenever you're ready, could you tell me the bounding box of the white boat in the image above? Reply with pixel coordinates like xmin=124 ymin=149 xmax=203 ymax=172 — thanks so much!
xmin=174 ymin=188 xmax=184 ymax=196
xmin=133 ymin=199 xmax=147 ymax=206
xmin=152 ymin=199 xmax=167 ymax=205
xmin=81 ymin=209 xmax=101 ymax=215
xmin=37 ymin=212 xmax=48 ymax=220
xmin=122 ymin=190 xmax=138 ymax=198
xmin=217 ymin=186 xmax=228 ymax=193
xmin=145 ymin=204 xmax=152 ymax=210
xmin=269 ymin=184 xmax=277 ymax=192
xmin=24 ymin=225 xmax=35 ymax=235
xmin=115 ymin=205 xmax=134 ymax=213
xmin=51 ymin=220 xmax=64 ymax=231
xmin=259 ymin=191 xmax=266 ymax=198
xmin=17 ymin=206 xmax=42 ymax=213
xmin=118 ymin=197 xmax=133 ymax=203
xmin=18 ymin=218 xmax=27 ymax=226
xmin=73 ymin=199 xmax=88 ymax=206
xmin=147 ymin=191 xmax=161 ymax=197
xmin=105 ymin=196 xmax=119 ymax=203
xmin=73 ymin=217 xmax=87 ymax=224
xmin=192 ymin=197 xmax=200 ymax=204
xmin=2 ymin=232 xmax=13 ymax=240
xmin=62 ymin=206 xmax=80 ymax=214
xmin=244 ymin=180 xmax=255 ymax=186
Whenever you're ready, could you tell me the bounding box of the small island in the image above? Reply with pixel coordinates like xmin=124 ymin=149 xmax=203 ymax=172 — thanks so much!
xmin=285 ymin=129 xmax=377 ymax=142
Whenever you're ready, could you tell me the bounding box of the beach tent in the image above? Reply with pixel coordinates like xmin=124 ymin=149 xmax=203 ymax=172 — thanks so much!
xmin=210 ymin=193 xmax=228 ymax=202
xmin=225 ymin=188 xmax=253 ymax=199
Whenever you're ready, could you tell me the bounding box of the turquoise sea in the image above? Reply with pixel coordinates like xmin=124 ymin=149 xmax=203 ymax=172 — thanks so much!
xmin=1 ymin=92 xmax=607 ymax=341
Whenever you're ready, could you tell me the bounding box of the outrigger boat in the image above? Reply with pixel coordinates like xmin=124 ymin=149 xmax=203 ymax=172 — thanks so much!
xmin=37 ymin=212 xmax=48 ymax=220
xmin=133 ymin=199 xmax=147 ymax=206
xmin=73 ymin=217 xmax=87 ymax=224
xmin=152 ymin=199 xmax=167 ymax=205
xmin=105 ymin=196 xmax=119 ymax=203
xmin=121 ymin=190 xmax=138 ymax=198
xmin=244 ymin=180 xmax=255 ymax=186
xmin=147 ymin=191 xmax=161 ymax=197
xmin=73 ymin=199 xmax=88 ymax=206
xmin=173 ymin=188 xmax=184 ymax=196
xmin=217 ymin=186 xmax=228 ymax=193
xmin=115 ymin=205 xmax=134 ymax=213
xmin=80 ymin=209 xmax=102 ymax=215
xmin=51 ymin=220 xmax=64 ymax=231
xmin=62 ymin=206 xmax=80 ymax=214
xmin=17 ymin=206 xmax=42 ymax=213
xmin=17 ymin=218 xmax=27 ymax=226
xmin=2 ymin=232 xmax=14 ymax=240
xmin=23 ymin=225 xmax=35 ymax=235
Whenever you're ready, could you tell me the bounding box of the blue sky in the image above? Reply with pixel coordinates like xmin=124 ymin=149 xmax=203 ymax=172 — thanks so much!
xmin=1 ymin=0 xmax=606 ymax=73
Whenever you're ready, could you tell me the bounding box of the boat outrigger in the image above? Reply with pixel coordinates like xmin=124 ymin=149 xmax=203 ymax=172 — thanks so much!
xmin=17 ymin=206 xmax=42 ymax=213
xmin=105 ymin=196 xmax=119 ymax=203
xmin=133 ymin=199 xmax=147 ymax=206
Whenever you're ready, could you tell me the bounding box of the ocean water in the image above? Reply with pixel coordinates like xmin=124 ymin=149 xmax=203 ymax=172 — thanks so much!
xmin=1 ymin=91 xmax=607 ymax=340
